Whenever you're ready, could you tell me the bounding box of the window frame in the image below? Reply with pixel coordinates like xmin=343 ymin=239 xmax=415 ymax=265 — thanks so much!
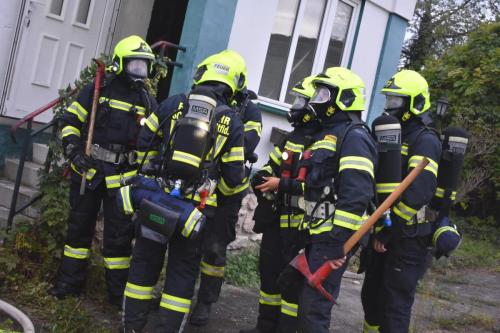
xmin=258 ymin=0 xmax=360 ymax=110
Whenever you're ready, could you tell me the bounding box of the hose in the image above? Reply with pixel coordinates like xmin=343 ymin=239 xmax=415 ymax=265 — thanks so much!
xmin=0 ymin=299 xmax=35 ymax=333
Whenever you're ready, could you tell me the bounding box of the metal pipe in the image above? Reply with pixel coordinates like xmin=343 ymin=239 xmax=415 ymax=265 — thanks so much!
xmin=0 ymin=299 xmax=35 ymax=333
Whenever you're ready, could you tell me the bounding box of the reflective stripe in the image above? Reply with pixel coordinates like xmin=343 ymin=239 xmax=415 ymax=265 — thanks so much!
xmin=181 ymin=208 xmax=203 ymax=238
xmin=333 ymin=209 xmax=364 ymax=230
xmin=105 ymin=170 xmax=137 ymax=189
xmin=124 ymin=282 xmax=153 ymax=300
xmin=189 ymin=192 xmax=218 ymax=207
xmin=172 ymin=150 xmax=202 ymax=168
xmin=160 ymin=293 xmax=191 ymax=313
xmin=120 ymin=186 xmax=134 ymax=215
xmin=284 ymin=141 xmax=304 ymax=153
xmin=145 ymin=113 xmax=160 ymax=133
xmin=70 ymin=163 xmax=96 ymax=180
xmin=376 ymin=182 xmax=400 ymax=194
xmin=339 ymin=156 xmax=374 ymax=178
xmin=309 ymin=219 xmax=334 ymax=235
xmin=200 ymin=261 xmax=225 ymax=278
xmin=364 ymin=320 xmax=381 ymax=333
xmin=259 ymin=290 xmax=281 ymax=306
xmin=269 ymin=146 xmax=282 ymax=166
xmin=281 ymin=299 xmax=298 ymax=317
xmin=408 ymin=155 xmax=438 ymax=177
xmin=401 ymin=143 xmax=408 ymax=156
xmin=99 ymin=97 xmax=146 ymax=114
xmin=67 ymin=101 xmax=88 ymax=122
xmin=221 ymin=146 xmax=245 ymax=163
xmin=244 ymin=121 xmax=262 ymax=136
xmin=432 ymin=226 xmax=459 ymax=246
xmin=311 ymin=139 xmax=336 ymax=152
xmin=393 ymin=201 xmax=417 ymax=221
xmin=435 ymin=187 xmax=457 ymax=200
xmin=63 ymin=245 xmax=90 ymax=259
xmin=217 ymin=177 xmax=249 ymax=196
xmin=214 ymin=135 xmax=228 ymax=158
xmin=61 ymin=125 xmax=80 ymax=138
xmin=136 ymin=150 xmax=158 ymax=164
xmin=261 ymin=165 xmax=273 ymax=175
xmin=279 ymin=214 xmax=303 ymax=228
xmin=103 ymin=256 xmax=130 ymax=270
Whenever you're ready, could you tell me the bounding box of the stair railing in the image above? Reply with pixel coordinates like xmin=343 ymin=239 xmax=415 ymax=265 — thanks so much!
xmin=6 ymin=40 xmax=185 ymax=230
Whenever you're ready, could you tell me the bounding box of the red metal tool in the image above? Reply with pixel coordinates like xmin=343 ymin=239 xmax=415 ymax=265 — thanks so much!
xmin=289 ymin=158 xmax=430 ymax=302
xmin=281 ymin=150 xmax=294 ymax=179
xmin=80 ymin=59 xmax=105 ymax=195
xmin=296 ymin=150 xmax=312 ymax=182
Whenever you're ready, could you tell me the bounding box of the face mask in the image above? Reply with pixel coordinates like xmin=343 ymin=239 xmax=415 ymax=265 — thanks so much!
xmin=309 ymin=85 xmax=338 ymax=122
xmin=384 ymin=95 xmax=408 ymax=120
xmin=125 ymin=59 xmax=149 ymax=81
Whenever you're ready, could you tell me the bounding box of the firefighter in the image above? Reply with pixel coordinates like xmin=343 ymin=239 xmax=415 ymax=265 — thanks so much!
xmin=190 ymin=51 xmax=263 ymax=326
xmin=239 ymin=76 xmax=320 ymax=333
xmin=49 ymin=35 xmax=157 ymax=305
xmin=120 ymin=50 xmax=246 ymax=332
xmin=361 ymin=70 xmax=441 ymax=333
xmin=297 ymin=67 xmax=377 ymax=333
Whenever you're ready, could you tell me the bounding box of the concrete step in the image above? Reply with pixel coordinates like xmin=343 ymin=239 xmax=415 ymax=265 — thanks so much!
xmin=0 ymin=179 xmax=40 ymax=218
xmin=32 ymin=142 xmax=49 ymax=165
xmin=0 ymin=205 xmax=33 ymax=229
xmin=4 ymin=158 xmax=43 ymax=188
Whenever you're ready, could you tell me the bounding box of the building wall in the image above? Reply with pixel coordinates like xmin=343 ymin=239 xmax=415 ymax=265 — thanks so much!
xmin=0 ymin=0 xmax=24 ymax=99
xmin=110 ymin=0 xmax=155 ymax=48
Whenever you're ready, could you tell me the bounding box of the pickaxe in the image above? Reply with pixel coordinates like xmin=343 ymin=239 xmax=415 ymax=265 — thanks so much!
xmin=289 ymin=158 xmax=430 ymax=302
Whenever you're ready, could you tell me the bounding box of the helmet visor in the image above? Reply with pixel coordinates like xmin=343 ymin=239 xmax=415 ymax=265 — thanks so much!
xmin=126 ymin=59 xmax=149 ymax=79
xmin=291 ymin=95 xmax=308 ymax=110
xmin=384 ymin=95 xmax=406 ymax=110
xmin=310 ymin=86 xmax=331 ymax=104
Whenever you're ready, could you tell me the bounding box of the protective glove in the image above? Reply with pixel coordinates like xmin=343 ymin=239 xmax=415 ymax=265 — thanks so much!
xmin=72 ymin=153 xmax=95 ymax=173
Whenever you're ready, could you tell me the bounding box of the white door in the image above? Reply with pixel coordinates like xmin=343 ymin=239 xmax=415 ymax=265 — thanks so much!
xmin=4 ymin=0 xmax=117 ymax=123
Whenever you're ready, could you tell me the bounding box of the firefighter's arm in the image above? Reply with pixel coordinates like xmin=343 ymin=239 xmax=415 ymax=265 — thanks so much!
xmin=243 ymin=102 xmax=262 ymax=159
xmin=61 ymin=83 xmax=93 ymax=159
xmin=334 ymin=128 xmax=377 ymax=232
xmin=392 ymin=131 xmax=441 ymax=224
xmin=217 ymin=115 xmax=246 ymax=197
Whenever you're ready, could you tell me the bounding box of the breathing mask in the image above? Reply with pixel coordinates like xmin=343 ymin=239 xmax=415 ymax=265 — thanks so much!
xmin=125 ymin=58 xmax=149 ymax=82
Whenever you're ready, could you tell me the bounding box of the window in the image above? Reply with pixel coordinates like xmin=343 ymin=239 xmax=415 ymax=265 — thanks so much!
xmin=76 ymin=0 xmax=92 ymax=25
xmin=49 ymin=0 xmax=64 ymax=16
xmin=259 ymin=0 xmax=358 ymax=105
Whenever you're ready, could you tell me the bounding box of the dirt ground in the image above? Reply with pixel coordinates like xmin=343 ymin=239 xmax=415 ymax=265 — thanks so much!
xmin=6 ymin=268 xmax=500 ymax=332
xmin=151 ymin=269 xmax=500 ymax=333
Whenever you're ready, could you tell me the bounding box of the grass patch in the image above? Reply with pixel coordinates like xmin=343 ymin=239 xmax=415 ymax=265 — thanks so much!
xmin=225 ymin=248 xmax=260 ymax=288
xmin=433 ymin=312 xmax=496 ymax=331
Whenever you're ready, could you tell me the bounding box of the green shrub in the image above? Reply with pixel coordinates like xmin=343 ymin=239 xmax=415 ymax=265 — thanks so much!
xmin=225 ymin=248 xmax=260 ymax=288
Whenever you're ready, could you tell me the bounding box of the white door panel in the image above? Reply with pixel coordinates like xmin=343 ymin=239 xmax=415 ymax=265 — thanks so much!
xmin=4 ymin=0 xmax=115 ymax=123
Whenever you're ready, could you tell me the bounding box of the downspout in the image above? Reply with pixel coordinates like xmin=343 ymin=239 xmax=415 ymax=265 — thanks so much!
xmin=0 ymin=0 xmax=29 ymax=115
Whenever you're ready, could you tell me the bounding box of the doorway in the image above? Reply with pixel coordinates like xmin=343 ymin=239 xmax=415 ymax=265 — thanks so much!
xmin=146 ymin=0 xmax=189 ymax=102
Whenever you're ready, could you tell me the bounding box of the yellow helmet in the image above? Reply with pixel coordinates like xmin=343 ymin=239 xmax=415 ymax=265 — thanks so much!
xmin=311 ymin=67 xmax=366 ymax=112
xmin=292 ymin=75 xmax=316 ymax=99
xmin=193 ymin=49 xmax=247 ymax=94
xmin=381 ymin=70 xmax=431 ymax=117
xmin=109 ymin=35 xmax=154 ymax=75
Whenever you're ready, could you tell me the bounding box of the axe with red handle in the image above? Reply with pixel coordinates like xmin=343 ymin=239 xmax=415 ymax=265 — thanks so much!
xmin=80 ymin=59 xmax=105 ymax=195
xmin=289 ymin=158 xmax=429 ymax=302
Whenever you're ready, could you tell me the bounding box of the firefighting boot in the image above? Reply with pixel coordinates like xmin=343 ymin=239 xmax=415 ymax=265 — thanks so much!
xmin=189 ymin=300 xmax=212 ymax=326
xmin=48 ymin=281 xmax=81 ymax=299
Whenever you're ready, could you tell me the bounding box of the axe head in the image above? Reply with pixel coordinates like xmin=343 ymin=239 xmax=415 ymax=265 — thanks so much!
xmin=288 ymin=252 xmax=337 ymax=304
xmin=289 ymin=252 xmax=312 ymax=279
